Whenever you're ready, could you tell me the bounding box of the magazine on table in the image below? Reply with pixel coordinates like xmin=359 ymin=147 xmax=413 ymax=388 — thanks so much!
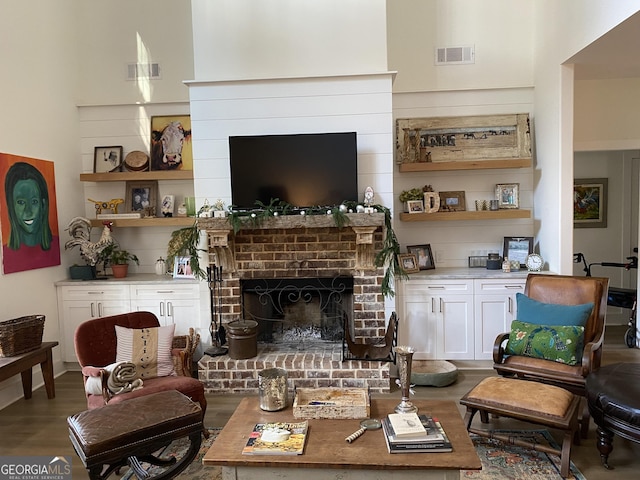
xmin=242 ymin=421 xmax=308 ymax=455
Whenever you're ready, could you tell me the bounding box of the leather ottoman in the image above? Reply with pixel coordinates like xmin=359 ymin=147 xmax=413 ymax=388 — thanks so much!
xmin=586 ymin=362 xmax=640 ymax=469
xmin=68 ymin=390 xmax=203 ymax=479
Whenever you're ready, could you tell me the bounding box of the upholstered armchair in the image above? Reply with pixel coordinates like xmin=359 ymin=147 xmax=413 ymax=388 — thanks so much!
xmin=493 ymin=273 xmax=609 ymax=437
xmin=74 ymin=311 xmax=207 ymax=417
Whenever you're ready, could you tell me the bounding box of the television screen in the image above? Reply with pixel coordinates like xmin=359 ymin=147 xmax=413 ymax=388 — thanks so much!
xmin=229 ymin=132 xmax=358 ymax=209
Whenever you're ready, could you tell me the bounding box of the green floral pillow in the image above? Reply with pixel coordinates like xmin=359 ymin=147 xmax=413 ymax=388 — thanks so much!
xmin=505 ymin=320 xmax=585 ymax=365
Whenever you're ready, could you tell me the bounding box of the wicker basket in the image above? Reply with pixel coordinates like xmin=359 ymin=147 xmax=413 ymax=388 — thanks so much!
xmin=293 ymin=387 xmax=370 ymax=419
xmin=0 ymin=315 xmax=45 ymax=357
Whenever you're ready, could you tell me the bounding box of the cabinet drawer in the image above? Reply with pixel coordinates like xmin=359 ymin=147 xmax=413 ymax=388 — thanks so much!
xmin=61 ymin=285 xmax=129 ymax=301
xmin=474 ymin=279 xmax=525 ymax=294
xmin=130 ymin=283 xmax=199 ymax=300
xmin=401 ymin=279 xmax=473 ymax=296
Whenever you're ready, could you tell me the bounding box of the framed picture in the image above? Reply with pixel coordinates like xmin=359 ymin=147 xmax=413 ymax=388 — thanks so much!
xmin=94 ymin=146 xmax=123 ymax=173
xmin=398 ymin=253 xmax=420 ymax=274
xmin=125 ymin=180 xmax=158 ymax=214
xmin=439 ymin=191 xmax=466 ymax=212
xmin=173 ymin=256 xmax=195 ymax=279
xmin=574 ymin=178 xmax=608 ymax=228
xmin=496 ymin=183 xmax=520 ymax=209
xmin=406 ymin=199 xmax=424 ymax=213
xmin=161 ymin=194 xmax=175 ymax=217
xmin=503 ymin=236 xmax=533 ymax=267
xmin=150 ymin=115 xmax=192 ymax=171
xmin=407 ymin=244 xmax=435 ymax=270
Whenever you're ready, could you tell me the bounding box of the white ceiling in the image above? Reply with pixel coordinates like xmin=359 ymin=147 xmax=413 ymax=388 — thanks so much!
xmin=570 ymin=11 xmax=640 ymax=80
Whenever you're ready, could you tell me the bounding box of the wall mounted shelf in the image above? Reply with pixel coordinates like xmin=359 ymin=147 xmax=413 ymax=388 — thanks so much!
xmin=399 ymin=209 xmax=531 ymax=222
xmin=398 ymin=158 xmax=531 ymax=173
xmin=80 ymin=171 xmax=193 ymax=182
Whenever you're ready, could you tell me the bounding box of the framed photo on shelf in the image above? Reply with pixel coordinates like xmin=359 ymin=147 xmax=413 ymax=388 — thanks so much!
xmin=574 ymin=178 xmax=607 ymax=228
xmin=496 ymin=183 xmax=520 ymax=209
xmin=503 ymin=236 xmax=533 ymax=267
xmin=125 ymin=180 xmax=158 ymax=214
xmin=406 ymin=200 xmax=424 ymax=214
xmin=398 ymin=253 xmax=420 ymax=274
xmin=173 ymin=256 xmax=195 ymax=279
xmin=439 ymin=191 xmax=466 ymax=212
xmin=150 ymin=115 xmax=192 ymax=171
xmin=407 ymin=244 xmax=435 ymax=270
xmin=94 ymin=146 xmax=123 ymax=173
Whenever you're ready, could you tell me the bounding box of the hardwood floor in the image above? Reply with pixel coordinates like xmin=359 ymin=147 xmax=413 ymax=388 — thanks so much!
xmin=0 ymin=325 xmax=638 ymax=479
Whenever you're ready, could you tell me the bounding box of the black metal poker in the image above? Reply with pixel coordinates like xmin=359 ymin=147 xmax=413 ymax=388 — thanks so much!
xmin=205 ymin=264 xmax=227 ymax=356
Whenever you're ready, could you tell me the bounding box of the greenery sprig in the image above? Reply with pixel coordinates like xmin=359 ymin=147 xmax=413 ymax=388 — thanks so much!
xmin=167 ymin=222 xmax=207 ymax=280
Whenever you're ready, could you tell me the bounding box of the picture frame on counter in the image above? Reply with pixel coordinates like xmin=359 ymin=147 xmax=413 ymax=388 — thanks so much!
xmin=503 ymin=236 xmax=533 ymax=267
xmin=173 ymin=256 xmax=195 ymax=279
xmin=398 ymin=253 xmax=420 ymax=274
xmin=407 ymin=244 xmax=435 ymax=270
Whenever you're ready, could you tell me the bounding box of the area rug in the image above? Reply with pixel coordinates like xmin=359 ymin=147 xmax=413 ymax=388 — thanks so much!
xmin=462 ymin=430 xmax=586 ymax=480
xmin=122 ymin=428 xmax=585 ymax=480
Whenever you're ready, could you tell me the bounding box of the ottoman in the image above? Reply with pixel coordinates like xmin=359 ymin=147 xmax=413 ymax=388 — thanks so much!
xmin=460 ymin=376 xmax=580 ymax=478
xmin=586 ymin=362 xmax=640 ymax=469
xmin=68 ymin=390 xmax=203 ymax=480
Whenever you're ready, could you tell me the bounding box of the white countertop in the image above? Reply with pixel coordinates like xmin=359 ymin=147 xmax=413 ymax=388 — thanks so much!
xmin=403 ymin=267 xmax=548 ymax=280
xmin=55 ymin=273 xmax=200 ymax=286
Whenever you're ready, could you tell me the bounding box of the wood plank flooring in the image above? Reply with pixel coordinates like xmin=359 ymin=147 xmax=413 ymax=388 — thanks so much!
xmin=0 ymin=325 xmax=638 ymax=479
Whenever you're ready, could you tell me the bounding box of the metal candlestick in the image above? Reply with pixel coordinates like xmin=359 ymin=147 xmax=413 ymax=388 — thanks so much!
xmin=394 ymin=345 xmax=418 ymax=414
xmin=205 ymin=265 xmax=228 ymax=356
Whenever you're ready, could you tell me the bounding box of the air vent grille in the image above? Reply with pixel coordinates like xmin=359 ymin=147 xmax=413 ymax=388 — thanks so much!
xmin=127 ymin=63 xmax=161 ymax=80
xmin=435 ymin=46 xmax=475 ymax=65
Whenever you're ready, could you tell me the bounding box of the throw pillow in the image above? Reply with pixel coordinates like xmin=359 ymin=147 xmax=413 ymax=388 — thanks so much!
xmin=115 ymin=324 xmax=176 ymax=379
xmin=505 ymin=319 xmax=585 ymax=365
xmin=516 ymin=293 xmax=593 ymax=326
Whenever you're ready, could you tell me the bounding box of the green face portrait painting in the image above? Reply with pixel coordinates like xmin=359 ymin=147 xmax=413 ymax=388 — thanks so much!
xmin=1 ymin=154 xmax=61 ymax=274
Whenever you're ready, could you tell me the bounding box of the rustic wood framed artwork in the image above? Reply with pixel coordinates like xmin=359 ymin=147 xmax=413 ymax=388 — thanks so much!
xmin=125 ymin=180 xmax=158 ymax=215
xmin=395 ymin=113 xmax=531 ymax=164
xmin=574 ymin=178 xmax=608 ymax=228
xmin=150 ymin=115 xmax=192 ymax=171
xmin=496 ymin=183 xmax=520 ymax=209
xmin=407 ymin=244 xmax=435 ymax=270
xmin=94 ymin=146 xmax=123 ymax=173
xmin=398 ymin=254 xmax=420 ymax=274
xmin=439 ymin=191 xmax=466 ymax=212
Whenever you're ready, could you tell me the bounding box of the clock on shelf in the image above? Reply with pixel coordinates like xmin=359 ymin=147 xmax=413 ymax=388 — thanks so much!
xmin=525 ymin=253 xmax=544 ymax=272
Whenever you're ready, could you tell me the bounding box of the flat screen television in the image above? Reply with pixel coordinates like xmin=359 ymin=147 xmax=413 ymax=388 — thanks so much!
xmin=229 ymin=132 xmax=358 ymax=210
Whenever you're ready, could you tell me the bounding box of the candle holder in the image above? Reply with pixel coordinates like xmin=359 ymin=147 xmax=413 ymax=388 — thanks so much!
xmin=394 ymin=345 xmax=418 ymax=414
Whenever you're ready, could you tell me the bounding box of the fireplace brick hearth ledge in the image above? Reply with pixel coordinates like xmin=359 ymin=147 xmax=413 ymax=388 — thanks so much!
xmin=196 ymin=212 xmax=391 ymax=394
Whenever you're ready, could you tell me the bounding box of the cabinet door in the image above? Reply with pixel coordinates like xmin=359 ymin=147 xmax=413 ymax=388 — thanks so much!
xmin=130 ymin=283 xmax=200 ymax=335
xmin=473 ymin=279 xmax=525 ymax=360
xmin=438 ymin=294 xmax=474 ymax=360
xmin=165 ymin=299 xmax=201 ymax=336
xmin=397 ymin=292 xmax=437 ymax=360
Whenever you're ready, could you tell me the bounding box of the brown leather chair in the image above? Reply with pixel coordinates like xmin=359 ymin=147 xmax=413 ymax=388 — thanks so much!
xmin=493 ymin=273 xmax=609 ymax=437
xmin=74 ymin=311 xmax=207 ymax=418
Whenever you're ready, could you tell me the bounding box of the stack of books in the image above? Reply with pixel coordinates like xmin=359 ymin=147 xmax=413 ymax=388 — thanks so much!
xmin=382 ymin=412 xmax=452 ymax=453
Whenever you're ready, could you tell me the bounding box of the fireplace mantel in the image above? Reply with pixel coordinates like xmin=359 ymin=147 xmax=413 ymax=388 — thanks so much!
xmin=197 ymin=212 xmax=385 ymax=231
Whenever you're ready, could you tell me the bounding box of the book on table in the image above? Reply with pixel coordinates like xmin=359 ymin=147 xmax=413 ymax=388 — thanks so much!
xmin=386 ymin=412 xmax=428 ymax=439
xmin=382 ymin=415 xmax=453 ymax=453
xmin=242 ymin=421 xmax=308 ymax=455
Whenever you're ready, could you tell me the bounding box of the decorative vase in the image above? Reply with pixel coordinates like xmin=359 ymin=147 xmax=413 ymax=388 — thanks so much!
xmin=111 ymin=264 xmax=129 ymax=278
xmin=155 ymin=257 xmax=167 ymax=275
xmin=395 ymin=345 xmax=418 ymax=414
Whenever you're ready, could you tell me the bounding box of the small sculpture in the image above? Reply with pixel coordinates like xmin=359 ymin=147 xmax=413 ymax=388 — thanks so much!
xmin=88 ymin=198 xmax=124 ymax=215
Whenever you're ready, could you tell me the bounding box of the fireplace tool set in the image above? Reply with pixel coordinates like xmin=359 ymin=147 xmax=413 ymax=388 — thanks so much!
xmin=205 ymin=265 xmax=228 ymax=356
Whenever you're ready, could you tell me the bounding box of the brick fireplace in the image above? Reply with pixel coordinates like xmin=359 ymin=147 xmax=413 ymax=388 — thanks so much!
xmin=197 ymin=213 xmax=392 ymax=393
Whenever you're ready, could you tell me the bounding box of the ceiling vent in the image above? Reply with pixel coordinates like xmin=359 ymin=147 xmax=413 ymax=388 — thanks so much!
xmin=127 ymin=63 xmax=161 ymax=80
xmin=435 ymin=46 xmax=475 ymax=65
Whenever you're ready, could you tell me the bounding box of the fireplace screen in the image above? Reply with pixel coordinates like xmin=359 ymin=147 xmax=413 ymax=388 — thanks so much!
xmin=240 ymin=277 xmax=353 ymax=347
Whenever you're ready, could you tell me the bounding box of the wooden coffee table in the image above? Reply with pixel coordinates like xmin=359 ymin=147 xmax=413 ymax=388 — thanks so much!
xmin=203 ymin=397 xmax=481 ymax=479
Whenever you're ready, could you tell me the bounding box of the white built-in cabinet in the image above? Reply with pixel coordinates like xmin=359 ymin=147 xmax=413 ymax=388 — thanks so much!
xmin=56 ymin=277 xmax=200 ymax=363
xmin=396 ymin=275 xmax=526 ymax=361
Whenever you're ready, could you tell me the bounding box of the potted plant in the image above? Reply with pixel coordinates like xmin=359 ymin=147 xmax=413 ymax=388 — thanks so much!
xmin=399 ymin=187 xmax=425 ymax=212
xmin=167 ymin=223 xmax=206 ymax=279
xmin=105 ymin=245 xmax=139 ymax=278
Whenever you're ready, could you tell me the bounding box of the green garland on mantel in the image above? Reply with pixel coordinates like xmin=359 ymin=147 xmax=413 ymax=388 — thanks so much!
xmin=173 ymin=199 xmax=408 ymax=298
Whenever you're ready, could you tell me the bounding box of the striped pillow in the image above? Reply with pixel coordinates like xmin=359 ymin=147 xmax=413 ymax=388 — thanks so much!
xmin=115 ymin=324 xmax=176 ymax=379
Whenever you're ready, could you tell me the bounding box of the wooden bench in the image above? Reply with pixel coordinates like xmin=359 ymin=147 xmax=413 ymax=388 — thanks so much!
xmin=0 ymin=341 xmax=58 ymax=400
xmin=460 ymin=376 xmax=580 ymax=479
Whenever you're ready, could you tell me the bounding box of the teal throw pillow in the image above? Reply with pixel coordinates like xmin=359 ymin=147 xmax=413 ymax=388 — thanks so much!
xmin=505 ymin=320 xmax=585 ymax=365
xmin=516 ymin=293 xmax=593 ymax=326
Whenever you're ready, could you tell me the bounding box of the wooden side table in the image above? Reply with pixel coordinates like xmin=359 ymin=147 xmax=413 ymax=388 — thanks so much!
xmin=0 ymin=341 xmax=59 ymax=399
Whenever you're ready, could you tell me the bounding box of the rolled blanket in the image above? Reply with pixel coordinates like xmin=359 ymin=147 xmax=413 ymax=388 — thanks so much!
xmin=107 ymin=362 xmax=143 ymax=395
xmin=84 ymin=361 xmax=143 ymax=396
